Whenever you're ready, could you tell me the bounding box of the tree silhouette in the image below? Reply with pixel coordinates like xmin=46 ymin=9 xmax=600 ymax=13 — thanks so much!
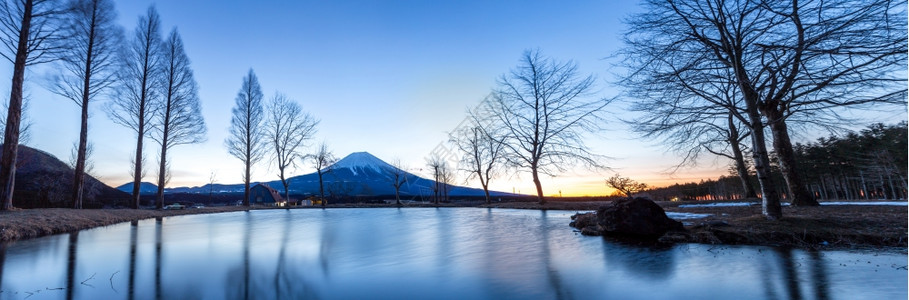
xmin=225 ymin=69 xmax=265 ymax=207
xmin=153 ymin=28 xmax=206 ymax=209
xmin=106 ymin=6 xmax=161 ymax=209
xmin=486 ymin=49 xmax=610 ymax=204
xmin=309 ymin=142 xmax=335 ymax=206
xmin=50 ymin=0 xmax=122 ymax=209
xmin=265 ymin=93 xmax=318 ymax=202
xmin=0 ymin=0 xmax=64 ymax=210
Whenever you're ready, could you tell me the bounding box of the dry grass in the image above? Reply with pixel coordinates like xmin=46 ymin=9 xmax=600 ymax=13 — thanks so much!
xmin=0 ymin=206 xmax=253 ymax=242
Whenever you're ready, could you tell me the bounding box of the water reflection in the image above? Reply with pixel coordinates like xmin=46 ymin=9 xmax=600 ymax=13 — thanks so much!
xmin=601 ymin=239 xmax=676 ymax=281
xmin=128 ymin=220 xmax=137 ymax=300
xmin=65 ymin=232 xmax=78 ymax=300
xmin=0 ymin=208 xmax=905 ymax=299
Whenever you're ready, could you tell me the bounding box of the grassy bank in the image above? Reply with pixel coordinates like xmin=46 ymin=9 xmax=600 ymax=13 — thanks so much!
xmin=0 ymin=206 xmax=254 ymax=242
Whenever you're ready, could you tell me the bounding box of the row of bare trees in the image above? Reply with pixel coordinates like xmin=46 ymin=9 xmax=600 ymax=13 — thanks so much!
xmin=225 ymin=69 xmax=319 ymax=207
xmin=620 ymin=0 xmax=907 ymax=219
xmin=0 ymin=1 xmax=207 ymax=210
xmin=106 ymin=7 xmax=206 ymax=209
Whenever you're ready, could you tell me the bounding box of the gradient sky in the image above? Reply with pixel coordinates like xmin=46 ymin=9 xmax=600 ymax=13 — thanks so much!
xmin=2 ymin=1 xmax=905 ymax=197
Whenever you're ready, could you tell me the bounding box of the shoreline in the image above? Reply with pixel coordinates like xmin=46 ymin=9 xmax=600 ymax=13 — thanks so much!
xmin=2 ymin=201 xmax=906 ymax=252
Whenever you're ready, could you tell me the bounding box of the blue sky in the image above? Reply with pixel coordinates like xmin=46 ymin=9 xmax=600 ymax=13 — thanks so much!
xmin=4 ymin=1 xmax=905 ymax=196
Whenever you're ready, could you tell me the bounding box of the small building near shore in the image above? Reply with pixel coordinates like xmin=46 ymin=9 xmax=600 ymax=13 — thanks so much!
xmin=250 ymin=184 xmax=286 ymax=207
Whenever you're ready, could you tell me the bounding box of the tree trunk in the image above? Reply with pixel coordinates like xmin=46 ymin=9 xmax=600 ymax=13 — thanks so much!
xmin=243 ymin=159 xmax=250 ymax=207
xmin=766 ymin=114 xmax=818 ymax=206
xmin=132 ymin=100 xmax=147 ymax=208
xmin=281 ymin=177 xmax=288 ymax=204
xmin=318 ymin=171 xmax=325 ymax=206
xmin=72 ymin=97 xmax=89 ymax=209
xmin=726 ymin=114 xmax=757 ymax=199
xmin=745 ymin=108 xmax=782 ymax=219
xmin=155 ymin=134 xmax=168 ymax=210
xmin=531 ymin=166 xmax=545 ymax=205
xmin=731 ymin=142 xmax=757 ymax=199
xmin=481 ymin=180 xmax=491 ymax=204
xmin=0 ymin=2 xmax=32 ymax=211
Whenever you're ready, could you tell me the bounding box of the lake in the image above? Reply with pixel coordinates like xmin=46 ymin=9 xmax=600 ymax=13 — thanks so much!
xmin=1 ymin=208 xmax=905 ymax=299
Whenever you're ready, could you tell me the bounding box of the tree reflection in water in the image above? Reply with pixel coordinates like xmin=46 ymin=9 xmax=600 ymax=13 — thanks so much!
xmin=65 ymin=232 xmax=78 ymax=300
xmin=128 ymin=220 xmax=138 ymax=300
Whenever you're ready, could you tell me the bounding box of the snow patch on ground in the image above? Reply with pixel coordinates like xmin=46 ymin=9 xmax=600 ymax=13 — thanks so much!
xmin=677 ymin=201 xmax=907 ymax=208
xmin=821 ymin=201 xmax=907 ymax=206
xmin=666 ymin=212 xmax=712 ymax=220
xmin=677 ymin=202 xmax=756 ymax=208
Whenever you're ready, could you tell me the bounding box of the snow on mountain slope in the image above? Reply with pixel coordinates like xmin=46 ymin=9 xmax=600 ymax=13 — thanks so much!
xmin=329 ymin=151 xmax=397 ymax=176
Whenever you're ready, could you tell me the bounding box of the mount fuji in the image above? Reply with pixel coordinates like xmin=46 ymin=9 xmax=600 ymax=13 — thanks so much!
xmin=160 ymin=152 xmax=509 ymax=199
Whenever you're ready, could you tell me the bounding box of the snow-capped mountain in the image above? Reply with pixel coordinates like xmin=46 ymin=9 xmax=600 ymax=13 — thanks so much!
xmin=153 ymin=151 xmax=509 ymax=199
xmin=330 ymin=151 xmax=397 ymax=176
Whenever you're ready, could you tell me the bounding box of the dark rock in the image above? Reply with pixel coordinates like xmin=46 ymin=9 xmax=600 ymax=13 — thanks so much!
xmin=569 ymin=212 xmax=602 ymax=236
xmin=580 ymin=226 xmax=602 ymax=236
xmin=596 ymin=198 xmax=684 ymax=238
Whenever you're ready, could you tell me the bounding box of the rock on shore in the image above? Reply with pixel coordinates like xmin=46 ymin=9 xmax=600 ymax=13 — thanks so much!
xmin=570 ymin=198 xmax=684 ymax=239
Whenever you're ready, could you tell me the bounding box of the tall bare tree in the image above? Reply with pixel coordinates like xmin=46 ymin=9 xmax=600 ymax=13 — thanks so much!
xmin=50 ymin=0 xmax=121 ymax=209
xmin=0 ymin=0 xmax=64 ymax=210
xmin=426 ymin=154 xmax=446 ymax=205
xmin=487 ymin=49 xmax=610 ymax=205
xmin=105 ymin=6 xmax=161 ymax=209
xmin=309 ymin=141 xmax=335 ymax=206
xmin=450 ymin=106 xmax=505 ymax=204
xmin=265 ymin=93 xmax=318 ymax=202
xmin=153 ymin=28 xmax=205 ymax=209
xmin=389 ymin=159 xmax=406 ymax=206
xmin=225 ymin=69 xmax=265 ymax=207
xmin=622 ymin=0 xmax=907 ymax=217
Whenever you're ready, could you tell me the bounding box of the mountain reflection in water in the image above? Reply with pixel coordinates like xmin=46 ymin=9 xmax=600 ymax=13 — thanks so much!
xmin=0 ymin=208 xmax=905 ymax=299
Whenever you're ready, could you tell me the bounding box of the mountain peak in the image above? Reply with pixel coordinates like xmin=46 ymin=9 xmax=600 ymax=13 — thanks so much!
xmin=331 ymin=152 xmax=396 ymax=175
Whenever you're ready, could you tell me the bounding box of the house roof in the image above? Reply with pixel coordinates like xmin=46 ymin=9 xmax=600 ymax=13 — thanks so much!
xmin=253 ymin=183 xmax=285 ymax=202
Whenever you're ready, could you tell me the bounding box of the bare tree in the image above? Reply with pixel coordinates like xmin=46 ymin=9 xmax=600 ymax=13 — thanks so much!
xmin=0 ymin=0 xmax=64 ymax=210
xmin=487 ymin=49 xmax=610 ymax=205
xmin=105 ymin=6 xmax=161 ymax=209
xmin=225 ymin=69 xmax=265 ymax=207
xmin=152 ymin=28 xmax=205 ymax=209
xmin=450 ymin=106 xmax=505 ymax=204
xmin=437 ymin=159 xmax=453 ymax=203
xmin=622 ymin=0 xmax=907 ymax=217
xmin=606 ymin=173 xmax=647 ymax=198
xmin=50 ymin=0 xmax=122 ymax=209
xmin=622 ymin=65 xmax=758 ymax=199
xmin=426 ymin=154 xmax=444 ymax=204
xmin=265 ymin=93 xmax=318 ymax=202
xmin=309 ymin=141 xmax=335 ymax=206
xmin=389 ymin=159 xmax=406 ymax=206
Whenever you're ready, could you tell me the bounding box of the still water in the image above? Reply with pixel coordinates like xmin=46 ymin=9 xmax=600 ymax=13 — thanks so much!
xmin=1 ymin=208 xmax=905 ymax=299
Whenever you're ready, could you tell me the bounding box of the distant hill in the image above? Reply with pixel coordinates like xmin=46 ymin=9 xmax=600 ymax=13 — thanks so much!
xmin=116 ymin=181 xmax=159 ymax=194
xmin=164 ymin=151 xmax=512 ymax=200
xmin=4 ymin=144 xmax=129 ymax=208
